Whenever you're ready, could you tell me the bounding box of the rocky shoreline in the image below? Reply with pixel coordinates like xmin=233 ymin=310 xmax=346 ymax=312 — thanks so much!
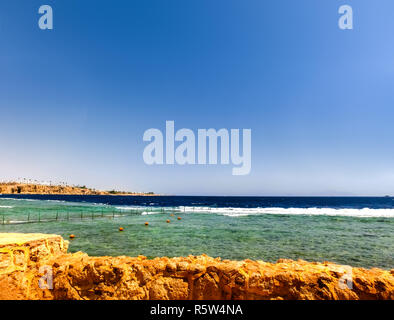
xmin=0 ymin=233 xmax=393 ymax=300
xmin=0 ymin=182 xmax=155 ymax=196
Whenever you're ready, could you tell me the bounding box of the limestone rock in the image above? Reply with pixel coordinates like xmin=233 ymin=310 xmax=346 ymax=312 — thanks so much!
xmin=0 ymin=233 xmax=393 ymax=300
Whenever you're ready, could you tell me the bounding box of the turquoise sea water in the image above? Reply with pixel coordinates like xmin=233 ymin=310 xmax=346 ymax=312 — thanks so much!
xmin=0 ymin=196 xmax=393 ymax=269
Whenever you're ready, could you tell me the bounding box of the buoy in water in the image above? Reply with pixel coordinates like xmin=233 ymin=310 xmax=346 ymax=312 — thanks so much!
xmin=170 ymin=214 xmax=174 ymax=217
xmin=69 ymin=234 xmax=75 ymax=239
xmin=145 ymin=222 xmax=149 ymax=226
xmin=166 ymin=219 xmax=170 ymax=223
xmin=119 ymin=227 xmax=124 ymax=231
xmin=177 ymin=217 xmax=181 ymax=220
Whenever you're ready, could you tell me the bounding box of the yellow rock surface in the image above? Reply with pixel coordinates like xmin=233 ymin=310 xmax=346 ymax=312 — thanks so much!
xmin=0 ymin=233 xmax=393 ymax=300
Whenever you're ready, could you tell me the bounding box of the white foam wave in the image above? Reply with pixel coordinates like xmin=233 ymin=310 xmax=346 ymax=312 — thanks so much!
xmin=115 ymin=206 xmax=173 ymax=212
xmin=87 ymin=205 xmax=394 ymax=218
xmin=141 ymin=211 xmax=159 ymax=215
xmin=0 ymin=197 xmax=39 ymax=202
xmin=179 ymin=206 xmax=394 ymax=218
xmin=0 ymin=205 xmax=13 ymax=209
xmin=116 ymin=206 xmax=152 ymax=211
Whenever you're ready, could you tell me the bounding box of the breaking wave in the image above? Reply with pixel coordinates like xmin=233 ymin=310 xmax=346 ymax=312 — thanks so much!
xmin=179 ymin=206 xmax=394 ymax=218
xmin=115 ymin=205 xmax=394 ymax=218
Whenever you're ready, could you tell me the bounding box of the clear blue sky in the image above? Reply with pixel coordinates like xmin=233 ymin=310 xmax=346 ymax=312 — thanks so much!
xmin=0 ymin=0 xmax=393 ymax=195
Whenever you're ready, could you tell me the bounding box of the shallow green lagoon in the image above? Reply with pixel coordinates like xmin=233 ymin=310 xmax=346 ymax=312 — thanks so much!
xmin=0 ymin=198 xmax=393 ymax=269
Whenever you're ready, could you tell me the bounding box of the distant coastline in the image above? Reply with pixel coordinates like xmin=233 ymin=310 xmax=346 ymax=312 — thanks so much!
xmin=0 ymin=182 xmax=157 ymax=196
